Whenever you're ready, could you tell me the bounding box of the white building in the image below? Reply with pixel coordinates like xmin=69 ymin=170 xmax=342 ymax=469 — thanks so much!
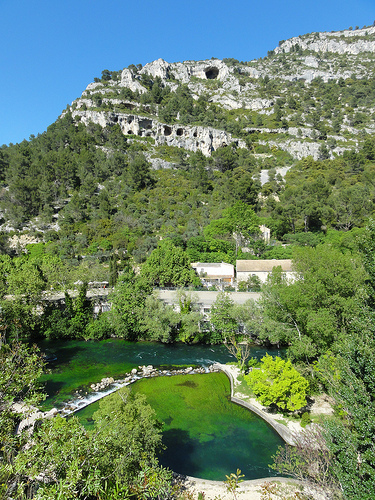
xmin=191 ymin=262 xmax=235 ymax=286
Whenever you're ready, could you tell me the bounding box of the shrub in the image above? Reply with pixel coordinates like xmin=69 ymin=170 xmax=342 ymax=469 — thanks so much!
xmin=300 ymin=411 xmax=312 ymax=427
xmin=245 ymin=354 xmax=309 ymax=412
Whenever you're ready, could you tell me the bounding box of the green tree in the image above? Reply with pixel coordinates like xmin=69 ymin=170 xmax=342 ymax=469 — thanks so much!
xmin=6 ymin=258 xmax=46 ymax=304
xmin=92 ymin=387 xmax=164 ymax=483
xmin=329 ymin=184 xmax=373 ymax=231
xmin=177 ymin=289 xmax=203 ymax=343
xmin=212 ymin=146 xmax=238 ymax=172
xmin=257 ymin=245 xmax=367 ymax=361
xmin=68 ymin=282 xmax=92 ymax=337
xmin=108 ymin=253 xmax=118 ymax=287
xmin=313 ymin=318 xmax=375 ymax=500
xmin=237 ymin=274 xmax=262 ymax=292
xmin=127 ymin=154 xmax=153 ymax=191
xmin=110 ymin=270 xmax=153 ymax=339
xmin=139 ymin=293 xmax=180 ymax=342
xmin=209 ymin=292 xmax=238 ymax=344
xmin=358 ymin=217 xmax=375 ymax=306
xmin=140 ymin=240 xmax=199 ymax=288
xmin=13 ymin=386 xmax=171 ymax=499
xmin=245 ymin=354 xmax=309 ymax=411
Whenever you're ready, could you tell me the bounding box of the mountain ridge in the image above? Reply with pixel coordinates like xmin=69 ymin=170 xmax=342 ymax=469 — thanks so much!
xmin=63 ymin=24 xmax=375 ymax=162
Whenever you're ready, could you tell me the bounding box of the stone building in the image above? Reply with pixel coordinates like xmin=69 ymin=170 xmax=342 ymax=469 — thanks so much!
xmin=236 ymin=259 xmax=294 ymax=284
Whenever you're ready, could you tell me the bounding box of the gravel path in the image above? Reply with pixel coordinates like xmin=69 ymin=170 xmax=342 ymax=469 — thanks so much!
xmin=183 ymin=475 xmax=302 ymax=500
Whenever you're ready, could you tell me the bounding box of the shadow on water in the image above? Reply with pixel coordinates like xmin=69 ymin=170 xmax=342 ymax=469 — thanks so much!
xmin=39 ymin=341 xmax=86 ymax=368
xmin=42 ymin=380 xmax=66 ymax=398
xmin=160 ymin=428 xmax=198 ymax=477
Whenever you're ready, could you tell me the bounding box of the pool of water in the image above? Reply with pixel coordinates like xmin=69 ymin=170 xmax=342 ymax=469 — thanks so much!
xmin=76 ymin=372 xmax=284 ymax=481
xmin=40 ymin=339 xmax=285 ymax=480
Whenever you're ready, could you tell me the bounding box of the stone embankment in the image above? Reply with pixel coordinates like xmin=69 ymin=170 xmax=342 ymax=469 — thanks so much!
xmin=213 ymin=363 xmax=296 ymax=445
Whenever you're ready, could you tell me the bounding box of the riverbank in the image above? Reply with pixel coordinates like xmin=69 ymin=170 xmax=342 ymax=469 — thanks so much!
xmin=215 ymin=363 xmax=297 ymax=444
xmin=182 ymin=475 xmax=308 ymax=500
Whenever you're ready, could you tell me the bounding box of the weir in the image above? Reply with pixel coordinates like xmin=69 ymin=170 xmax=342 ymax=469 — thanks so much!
xmin=59 ymin=365 xmax=216 ymax=416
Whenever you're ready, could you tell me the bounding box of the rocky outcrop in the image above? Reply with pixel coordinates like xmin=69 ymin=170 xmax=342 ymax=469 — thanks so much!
xmin=119 ymin=68 xmax=147 ymax=93
xmin=63 ymin=25 xmax=375 ymax=165
xmin=72 ymin=109 xmax=246 ymax=156
xmin=12 ymin=403 xmax=58 ymax=435
xmin=8 ymin=233 xmax=41 ymax=251
xmin=259 ymin=139 xmax=322 ymax=160
xmin=259 ymin=138 xmax=349 ymax=161
xmin=140 ymin=58 xmax=231 ymax=83
xmin=75 ymin=98 xmax=141 ymax=112
xmin=211 ymin=94 xmax=272 ymax=111
xmin=90 ymin=377 xmax=114 ymax=392
xmin=275 ymin=26 xmax=375 ymax=56
xmin=113 ymin=58 xmax=235 ymax=98
xmin=140 ymin=58 xmax=170 ymax=80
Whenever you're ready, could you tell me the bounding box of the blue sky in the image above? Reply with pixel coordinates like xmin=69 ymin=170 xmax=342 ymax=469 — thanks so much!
xmin=1 ymin=0 xmax=374 ymax=146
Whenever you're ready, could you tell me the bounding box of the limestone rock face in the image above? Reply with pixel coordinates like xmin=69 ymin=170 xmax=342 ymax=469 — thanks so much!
xmin=139 ymin=58 xmax=231 ymax=83
xmin=8 ymin=234 xmax=41 ymax=251
xmin=85 ymin=82 xmax=103 ymax=92
xmin=275 ymin=26 xmax=375 ymax=56
xmin=120 ymin=68 xmax=147 ymax=94
xmin=304 ymin=56 xmax=319 ymax=68
xmin=141 ymin=58 xmax=170 ymax=79
xmin=261 ymin=139 xmax=328 ymax=161
xmin=65 ymin=25 xmax=375 ymax=163
xmin=186 ymin=59 xmax=231 ymax=81
xmin=72 ymin=109 xmax=245 ymax=157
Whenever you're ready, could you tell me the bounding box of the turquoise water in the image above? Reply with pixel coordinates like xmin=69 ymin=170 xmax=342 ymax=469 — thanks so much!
xmin=39 ymin=339 xmax=283 ymax=408
xmin=132 ymin=373 xmax=284 ymax=480
xmin=75 ymin=372 xmax=284 ymax=480
xmin=40 ymin=340 xmax=285 ymax=480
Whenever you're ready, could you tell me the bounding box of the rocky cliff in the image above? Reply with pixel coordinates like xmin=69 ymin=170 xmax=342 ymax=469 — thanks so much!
xmin=65 ymin=24 xmax=375 ymax=162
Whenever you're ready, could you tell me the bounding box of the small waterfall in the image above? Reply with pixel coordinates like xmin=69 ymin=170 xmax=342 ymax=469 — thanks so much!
xmin=60 ymin=377 xmax=139 ymax=416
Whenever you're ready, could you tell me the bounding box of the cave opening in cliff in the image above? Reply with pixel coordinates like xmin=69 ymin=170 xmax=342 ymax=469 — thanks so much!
xmin=164 ymin=126 xmax=172 ymax=136
xmin=176 ymin=128 xmax=183 ymax=136
xmin=205 ymin=67 xmax=219 ymax=79
xmin=139 ymin=119 xmax=153 ymax=130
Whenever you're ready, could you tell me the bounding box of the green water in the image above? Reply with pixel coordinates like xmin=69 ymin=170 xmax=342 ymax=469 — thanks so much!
xmin=40 ymin=339 xmax=285 ymax=480
xmin=39 ymin=339 xmax=282 ymax=409
xmin=76 ymin=372 xmax=284 ymax=480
